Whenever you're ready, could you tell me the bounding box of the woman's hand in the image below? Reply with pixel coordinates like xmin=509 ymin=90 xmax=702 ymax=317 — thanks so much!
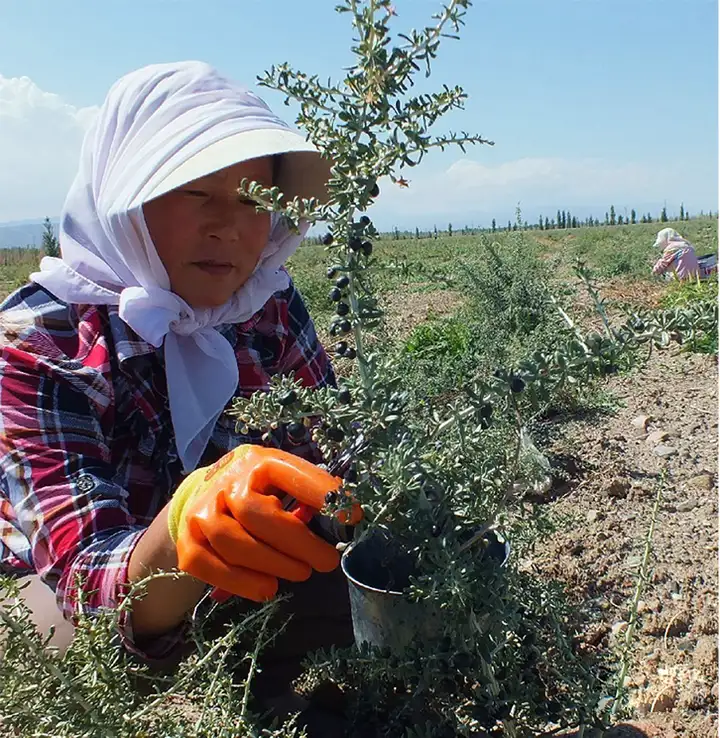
xmin=168 ymin=445 xmax=362 ymax=601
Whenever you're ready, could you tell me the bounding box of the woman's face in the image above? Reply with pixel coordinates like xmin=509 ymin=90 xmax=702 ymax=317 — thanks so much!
xmin=143 ymin=157 xmax=273 ymax=309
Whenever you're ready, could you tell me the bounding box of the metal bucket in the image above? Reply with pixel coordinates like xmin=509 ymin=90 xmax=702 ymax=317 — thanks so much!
xmin=341 ymin=530 xmax=510 ymax=654
xmin=341 ymin=531 xmax=435 ymax=653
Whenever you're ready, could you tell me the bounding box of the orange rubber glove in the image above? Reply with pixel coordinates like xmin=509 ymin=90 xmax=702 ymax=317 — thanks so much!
xmin=168 ymin=445 xmax=362 ymax=602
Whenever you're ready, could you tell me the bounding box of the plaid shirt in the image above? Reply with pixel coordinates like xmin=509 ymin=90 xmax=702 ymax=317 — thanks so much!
xmin=0 ymin=279 xmax=333 ymax=661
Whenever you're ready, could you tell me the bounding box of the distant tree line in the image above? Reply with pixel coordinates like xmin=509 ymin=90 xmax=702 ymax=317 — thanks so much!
xmin=300 ymin=203 xmax=716 ymax=245
xmin=382 ymin=204 xmax=696 ymax=241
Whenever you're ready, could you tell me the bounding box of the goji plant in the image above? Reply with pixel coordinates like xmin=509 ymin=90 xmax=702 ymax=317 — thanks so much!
xmin=228 ymin=2 xmax=613 ymax=735
xmin=2 ymin=3 xmax=715 ymax=737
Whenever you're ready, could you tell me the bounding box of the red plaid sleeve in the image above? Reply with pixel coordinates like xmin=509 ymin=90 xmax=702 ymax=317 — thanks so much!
xmin=0 ymin=338 xmax=182 ymax=662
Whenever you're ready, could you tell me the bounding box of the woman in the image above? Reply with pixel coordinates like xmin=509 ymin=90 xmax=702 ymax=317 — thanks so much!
xmin=652 ymin=227 xmax=700 ymax=280
xmin=0 ymin=61 xmax=357 ymax=729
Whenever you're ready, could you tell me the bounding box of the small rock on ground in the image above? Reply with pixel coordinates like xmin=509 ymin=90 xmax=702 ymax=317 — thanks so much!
xmin=646 ymin=430 xmax=670 ymax=445
xmin=688 ymin=474 xmax=714 ymax=490
xmin=605 ymin=478 xmax=631 ymax=498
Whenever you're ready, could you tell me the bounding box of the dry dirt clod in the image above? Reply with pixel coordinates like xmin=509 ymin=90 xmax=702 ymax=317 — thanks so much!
xmin=646 ymin=429 xmax=671 ymax=445
xmin=650 ymin=685 xmax=678 ymax=713
xmin=688 ymin=474 xmax=714 ymax=491
xmin=676 ymin=637 xmax=695 ymax=652
xmin=663 ymin=612 xmax=691 ymax=638
xmin=654 ymin=444 xmax=678 ymax=458
xmin=604 ymin=478 xmax=630 ymax=498
xmin=586 ymin=509 xmax=601 ymax=523
xmin=631 ymin=414 xmax=653 ymax=432
xmin=584 ymin=623 xmax=610 ymax=646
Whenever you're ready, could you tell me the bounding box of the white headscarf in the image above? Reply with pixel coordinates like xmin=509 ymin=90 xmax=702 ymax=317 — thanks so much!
xmin=653 ymin=228 xmax=690 ymax=250
xmin=31 ymin=61 xmax=310 ymax=473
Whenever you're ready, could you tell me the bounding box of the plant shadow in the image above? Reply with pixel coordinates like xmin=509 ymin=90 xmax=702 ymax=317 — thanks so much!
xmin=560 ymin=725 xmax=654 ymax=738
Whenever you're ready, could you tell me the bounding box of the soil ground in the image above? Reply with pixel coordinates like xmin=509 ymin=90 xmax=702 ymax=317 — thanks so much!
xmin=375 ymin=272 xmax=718 ymax=737
xmin=368 ymin=259 xmax=718 ymax=736
xmin=534 ymin=345 xmax=718 ymax=737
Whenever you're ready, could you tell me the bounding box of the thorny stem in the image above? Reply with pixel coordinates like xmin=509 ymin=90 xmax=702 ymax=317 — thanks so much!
xmin=435 ymin=405 xmax=474 ymax=435
xmin=505 ymin=391 xmax=527 ymax=500
xmin=458 ymin=395 xmax=525 ymax=555
xmin=193 ymin=628 xmax=236 ymax=733
xmin=131 ymin=602 xmax=275 ymax=722
xmin=388 ymin=0 xmax=464 ymax=78
xmin=458 ymin=521 xmax=493 ymax=555
xmin=406 ymin=133 xmax=493 ymax=157
xmin=0 ymin=605 xmax=106 ymax=728
xmin=240 ymin=605 xmax=274 ymax=720
xmin=349 ymin=272 xmax=372 ymax=393
xmin=130 ymin=628 xmax=243 ymax=722
xmin=338 ymin=0 xmax=376 ymax=397
xmin=576 ymin=264 xmax=613 ymax=338
xmin=549 ymin=293 xmax=578 ymax=333
xmin=455 ymin=408 xmax=467 ymax=454
xmin=610 ymin=472 xmax=665 ymax=717
xmin=370 ymin=485 xmax=407 ymax=528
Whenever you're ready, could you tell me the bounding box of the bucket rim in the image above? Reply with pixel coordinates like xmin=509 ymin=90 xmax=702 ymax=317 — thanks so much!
xmin=341 ymin=535 xmax=512 ymax=596
xmin=340 ymin=542 xmax=406 ymax=596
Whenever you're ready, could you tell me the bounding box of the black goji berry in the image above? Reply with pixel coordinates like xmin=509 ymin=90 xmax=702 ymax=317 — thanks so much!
xmin=326 ymin=426 xmax=345 ymax=442
xmin=287 ymin=422 xmax=306 ymax=442
xmin=278 ymin=390 xmax=297 ymax=406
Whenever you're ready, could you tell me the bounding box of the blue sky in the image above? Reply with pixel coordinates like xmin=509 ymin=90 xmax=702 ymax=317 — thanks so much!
xmin=0 ymin=0 xmax=717 ymax=230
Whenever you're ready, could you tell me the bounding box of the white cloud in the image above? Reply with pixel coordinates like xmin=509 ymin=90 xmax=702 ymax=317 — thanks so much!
xmin=0 ymin=75 xmax=98 ymax=222
xmin=371 ymin=156 xmax=713 ymax=229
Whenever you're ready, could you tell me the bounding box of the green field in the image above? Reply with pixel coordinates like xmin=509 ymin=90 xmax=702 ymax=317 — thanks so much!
xmin=2 ymin=217 xmax=714 ymax=304
xmin=286 ymin=216 xmax=717 ymax=341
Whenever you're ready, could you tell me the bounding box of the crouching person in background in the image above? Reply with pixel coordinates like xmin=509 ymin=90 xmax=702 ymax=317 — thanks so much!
xmin=651 ymin=227 xmax=701 ymax=281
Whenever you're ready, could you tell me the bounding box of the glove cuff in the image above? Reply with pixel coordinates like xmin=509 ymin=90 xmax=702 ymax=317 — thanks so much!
xmin=168 ymin=468 xmax=206 ymax=543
